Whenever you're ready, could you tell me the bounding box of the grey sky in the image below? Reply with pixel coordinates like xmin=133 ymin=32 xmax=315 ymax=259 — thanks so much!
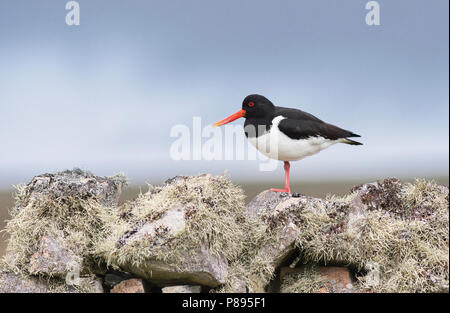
xmin=0 ymin=0 xmax=448 ymax=187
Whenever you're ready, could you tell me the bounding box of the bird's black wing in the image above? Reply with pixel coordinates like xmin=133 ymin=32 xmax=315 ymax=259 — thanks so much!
xmin=275 ymin=107 xmax=361 ymax=143
xmin=275 ymin=107 xmax=325 ymax=123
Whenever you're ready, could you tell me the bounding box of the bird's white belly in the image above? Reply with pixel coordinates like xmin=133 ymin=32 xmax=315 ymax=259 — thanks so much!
xmin=246 ymin=116 xmax=339 ymax=161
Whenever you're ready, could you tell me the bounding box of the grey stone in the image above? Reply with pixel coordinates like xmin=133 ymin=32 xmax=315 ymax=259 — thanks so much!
xmin=247 ymin=182 xmax=410 ymax=277
xmin=15 ymin=169 xmax=126 ymax=211
xmin=126 ymin=205 xmax=187 ymax=242
xmin=29 ymin=235 xmax=79 ymax=277
xmin=110 ymin=278 xmax=145 ymax=293
xmin=162 ymin=285 xmax=202 ymax=293
xmin=0 ymin=272 xmax=49 ymax=293
xmin=120 ymin=243 xmax=228 ymax=288
xmin=249 ymin=195 xmax=324 ymax=271
xmin=85 ymin=277 xmax=104 ymax=293
xmin=0 ymin=272 xmax=104 ymax=293
xmin=246 ymin=190 xmax=288 ymax=217
xmin=116 ymin=192 xmax=228 ymax=288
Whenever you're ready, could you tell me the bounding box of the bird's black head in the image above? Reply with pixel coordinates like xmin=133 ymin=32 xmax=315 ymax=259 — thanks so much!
xmin=242 ymin=94 xmax=275 ymax=119
xmin=213 ymin=94 xmax=275 ymax=127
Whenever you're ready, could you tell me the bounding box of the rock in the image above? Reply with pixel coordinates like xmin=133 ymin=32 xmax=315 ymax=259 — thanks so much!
xmin=13 ymin=169 xmax=125 ymax=214
xmin=0 ymin=272 xmax=105 ymax=293
xmin=246 ymin=178 xmax=449 ymax=293
xmin=279 ymin=267 xmax=299 ymax=281
xmin=83 ymin=277 xmax=105 ymax=293
xmin=29 ymin=236 xmax=79 ymax=277
xmin=255 ymin=221 xmax=299 ymax=271
xmin=163 ymin=175 xmax=189 ymax=186
xmin=110 ymin=278 xmax=145 ymax=293
xmin=350 ymin=178 xmax=403 ymax=214
xmin=103 ymin=270 xmax=135 ymax=289
xmin=115 ymin=201 xmax=228 ymax=288
xmin=315 ymin=267 xmax=354 ymax=293
xmin=2 ymin=171 xmax=447 ymax=293
xmin=0 ymin=272 xmax=49 ymax=293
xmin=116 ymin=203 xmax=228 ymax=288
xmin=280 ymin=266 xmax=355 ymax=293
xmin=1 ymin=169 xmax=126 ymax=293
xmin=120 ymin=243 xmax=228 ymax=288
xmin=162 ymin=285 xmax=202 ymax=293
xmin=246 ymin=191 xmax=352 ymax=292
xmin=248 ymin=192 xmax=327 ymax=280
xmin=122 ymin=204 xmax=187 ymax=244
xmin=246 ymin=190 xmax=288 ymax=217
xmin=102 ymin=175 xmax=244 ymax=288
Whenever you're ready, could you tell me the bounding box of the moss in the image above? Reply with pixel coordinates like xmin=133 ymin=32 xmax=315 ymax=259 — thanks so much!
xmin=239 ymin=178 xmax=448 ymax=293
xmin=96 ymin=174 xmax=252 ymax=273
xmin=219 ymin=178 xmax=448 ymax=293
xmin=3 ymin=194 xmax=114 ymax=274
xmin=1 ymin=170 xmax=125 ymax=283
xmin=2 ymin=173 xmax=447 ymax=293
xmin=0 ymin=260 xmax=102 ymax=293
xmin=290 ymin=179 xmax=449 ymax=293
xmin=215 ymin=216 xmax=288 ymax=292
xmin=39 ymin=274 xmax=102 ymax=293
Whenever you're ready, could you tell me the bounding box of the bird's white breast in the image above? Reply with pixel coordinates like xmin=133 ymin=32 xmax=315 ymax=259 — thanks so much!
xmin=247 ymin=116 xmax=339 ymax=161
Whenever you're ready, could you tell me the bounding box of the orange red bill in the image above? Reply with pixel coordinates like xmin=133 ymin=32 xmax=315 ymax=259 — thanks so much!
xmin=213 ymin=109 xmax=246 ymax=127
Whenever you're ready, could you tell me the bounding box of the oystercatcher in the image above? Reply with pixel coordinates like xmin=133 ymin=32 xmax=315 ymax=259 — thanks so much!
xmin=213 ymin=94 xmax=362 ymax=193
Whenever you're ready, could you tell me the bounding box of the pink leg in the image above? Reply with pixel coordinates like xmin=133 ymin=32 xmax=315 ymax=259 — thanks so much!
xmin=270 ymin=161 xmax=291 ymax=193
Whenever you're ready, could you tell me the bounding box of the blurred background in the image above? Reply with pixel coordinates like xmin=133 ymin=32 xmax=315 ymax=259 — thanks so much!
xmin=0 ymin=1 xmax=448 ymax=254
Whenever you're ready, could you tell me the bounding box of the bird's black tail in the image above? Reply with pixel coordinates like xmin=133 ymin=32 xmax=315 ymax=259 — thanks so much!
xmin=343 ymin=138 xmax=363 ymax=145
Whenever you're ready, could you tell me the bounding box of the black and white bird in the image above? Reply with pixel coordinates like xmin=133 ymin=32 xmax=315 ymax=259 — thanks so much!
xmin=213 ymin=94 xmax=362 ymax=193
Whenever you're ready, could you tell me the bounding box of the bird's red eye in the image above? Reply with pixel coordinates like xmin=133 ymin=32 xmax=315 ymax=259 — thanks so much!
xmin=248 ymin=102 xmax=255 ymax=107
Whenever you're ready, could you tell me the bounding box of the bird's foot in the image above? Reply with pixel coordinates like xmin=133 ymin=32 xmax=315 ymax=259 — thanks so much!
xmin=270 ymin=188 xmax=291 ymax=194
